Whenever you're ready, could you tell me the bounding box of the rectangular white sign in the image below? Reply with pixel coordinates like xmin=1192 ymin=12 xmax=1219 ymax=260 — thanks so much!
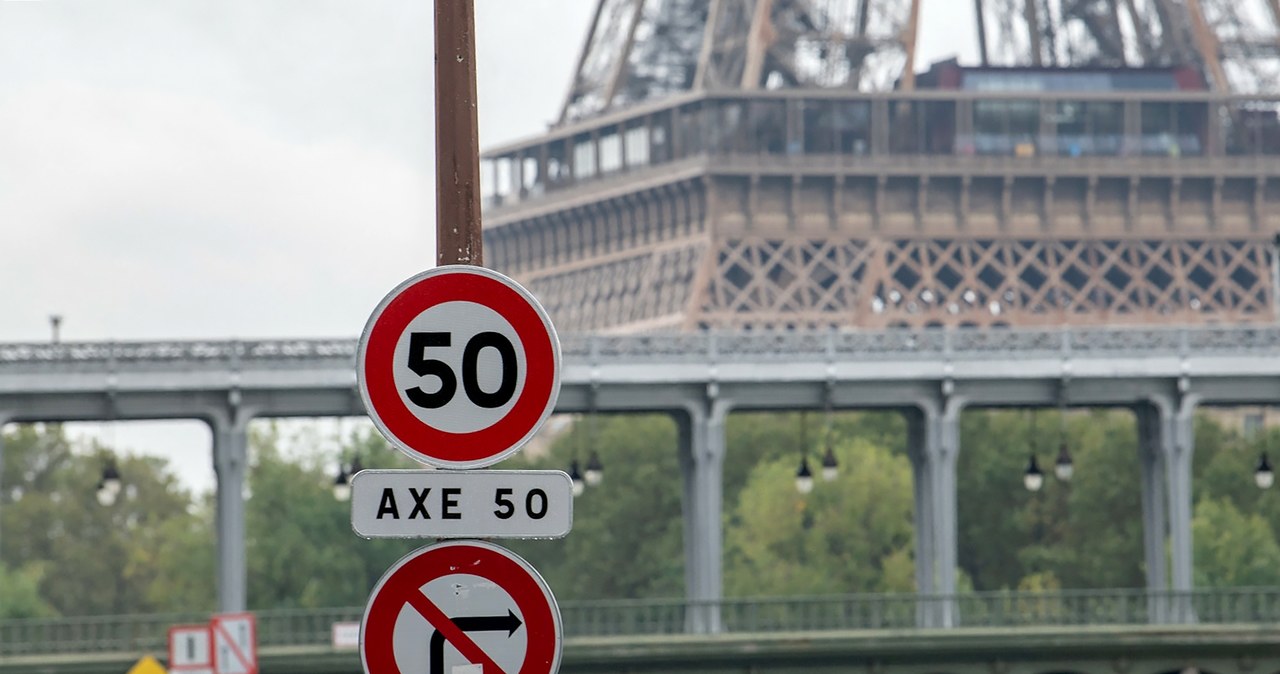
xmin=211 ymin=613 xmax=257 ymax=674
xmin=168 ymin=624 xmax=213 ymax=674
xmin=349 ymin=469 xmax=573 ymax=539
xmin=331 ymin=621 xmax=360 ymax=650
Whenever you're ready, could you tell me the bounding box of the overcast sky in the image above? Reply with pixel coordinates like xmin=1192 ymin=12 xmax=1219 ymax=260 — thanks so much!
xmin=1 ymin=1 xmax=974 ymax=494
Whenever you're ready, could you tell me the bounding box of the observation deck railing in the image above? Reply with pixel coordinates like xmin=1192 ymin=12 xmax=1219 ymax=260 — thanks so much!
xmin=479 ymin=89 xmax=1280 ymax=213
xmin=2 ymin=588 xmax=1278 ymax=657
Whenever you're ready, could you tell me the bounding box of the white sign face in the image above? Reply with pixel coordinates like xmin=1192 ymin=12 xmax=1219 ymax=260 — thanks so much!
xmin=168 ymin=625 xmax=213 ymax=674
xmin=211 ymin=613 xmax=257 ymax=674
xmin=350 ymin=470 xmax=573 ymax=539
xmin=392 ymin=301 xmax=527 ymax=435
xmin=332 ymin=621 xmax=361 ymax=650
xmin=361 ymin=541 xmax=562 ymax=674
xmin=358 ymin=266 xmax=561 ymax=469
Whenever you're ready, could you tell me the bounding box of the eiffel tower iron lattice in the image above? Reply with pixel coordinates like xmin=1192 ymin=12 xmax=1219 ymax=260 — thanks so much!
xmin=483 ymin=0 xmax=1280 ymax=332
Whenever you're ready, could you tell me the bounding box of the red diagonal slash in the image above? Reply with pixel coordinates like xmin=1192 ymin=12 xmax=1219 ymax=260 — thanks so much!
xmin=405 ymin=590 xmax=506 ymax=674
xmin=212 ymin=621 xmax=254 ymax=674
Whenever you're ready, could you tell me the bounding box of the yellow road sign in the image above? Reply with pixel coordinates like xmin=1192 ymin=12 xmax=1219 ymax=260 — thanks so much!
xmin=126 ymin=655 xmax=168 ymax=674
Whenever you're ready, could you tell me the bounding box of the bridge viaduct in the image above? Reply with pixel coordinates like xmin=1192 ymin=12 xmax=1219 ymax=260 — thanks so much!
xmin=2 ymin=624 xmax=1278 ymax=674
xmin=3 ymin=325 xmax=1280 ymax=633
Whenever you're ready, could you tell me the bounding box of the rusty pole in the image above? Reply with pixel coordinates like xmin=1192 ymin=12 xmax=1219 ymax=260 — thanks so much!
xmin=435 ymin=0 xmax=483 ymax=266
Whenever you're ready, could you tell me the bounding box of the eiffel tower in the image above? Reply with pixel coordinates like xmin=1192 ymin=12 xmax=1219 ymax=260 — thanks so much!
xmin=482 ymin=0 xmax=1280 ymax=332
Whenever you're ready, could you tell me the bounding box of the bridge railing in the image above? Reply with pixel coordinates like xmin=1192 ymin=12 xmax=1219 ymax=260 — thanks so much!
xmin=6 ymin=325 xmax=1280 ymax=370
xmin=3 ymin=588 xmax=1279 ymax=656
xmin=560 ymin=325 xmax=1280 ymax=363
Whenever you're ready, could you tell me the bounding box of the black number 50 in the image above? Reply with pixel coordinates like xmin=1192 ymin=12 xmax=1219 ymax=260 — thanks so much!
xmin=404 ymin=331 xmax=517 ymax=409
xmin=494 ymin=488 xmax=549 ymax=520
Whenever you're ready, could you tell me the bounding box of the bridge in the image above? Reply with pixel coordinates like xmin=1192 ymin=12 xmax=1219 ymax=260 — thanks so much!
xmin=4 ymin=325 xmax=1280 ymax=631
xmin=1 ymin=589 xmax=1279 ymax=674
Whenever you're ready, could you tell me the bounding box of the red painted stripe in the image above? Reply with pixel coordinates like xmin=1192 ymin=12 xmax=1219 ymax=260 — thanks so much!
xmin=404 ymin=590 xmax=507 ymax=674
xmin=212 ymin=621 xmax=253 ymax=674
xmin=362 ymin=269 xmax=557 ymax=465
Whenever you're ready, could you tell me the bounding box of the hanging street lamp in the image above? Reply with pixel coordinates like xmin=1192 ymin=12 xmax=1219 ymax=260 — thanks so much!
xmin=1023 ymin=455 xmax=1044 ymax=492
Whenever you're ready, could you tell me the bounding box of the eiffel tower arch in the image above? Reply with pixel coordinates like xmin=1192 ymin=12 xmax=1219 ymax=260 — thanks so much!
xmin=482 ymin=0 xmax=1280 ymax=332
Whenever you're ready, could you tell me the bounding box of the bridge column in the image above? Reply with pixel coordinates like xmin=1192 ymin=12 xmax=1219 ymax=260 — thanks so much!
xmin=908 ymin=394 xmax=964 ymax=628
xmin=676 ymin=395 xmax=730 ymax=634
xmin=1136 ymin=404 xmax=1169 ymax=622
xmin=1146 ymin=391 xmax=1200 ymax=624
xmin=0 ymin=412 xmax=12 ymax=565
xmin=207 ymin=400 xmax=256 ymax=614
xmin=905 ymin=408 xmax=936 ymax=627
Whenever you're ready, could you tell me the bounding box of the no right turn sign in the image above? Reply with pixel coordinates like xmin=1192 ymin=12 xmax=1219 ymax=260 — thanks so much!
xmin=361 ymin=540 xmax=561 ymax=674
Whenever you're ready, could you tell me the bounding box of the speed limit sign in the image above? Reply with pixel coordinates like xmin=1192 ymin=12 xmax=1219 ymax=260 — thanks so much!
xmin=358 ymin=266 xmax=561 ymax=468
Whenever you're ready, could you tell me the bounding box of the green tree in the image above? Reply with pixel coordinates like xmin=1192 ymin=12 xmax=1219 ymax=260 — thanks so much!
xmin=1192 ymin=497 xmax=1280 ymax=587
xmin=958 ymin=409 xmax=1042 ymax=590
xmin=724 ymin=411 xmax=906 ymax=510
xmin=1195 ymin=414 xmax=1268 ymax=511
xmin=1045 ymin=410 xmax=1143 ymax=589
xmin=959 ymin=409 xmax=1144 ymax=591
xmin=1 ymin=423 xmax=204 ymax=615
xmin=245 ymin=423 xmax=418 ymax=609
xmin=141 ymin=499 xmax=216 ymax=612
xmin=723 ymin=436 xmax=915 ymax=595
xmin=0 ymin=562 xmax=56 ymax=618
xmin=505 ymin=414 xmax=685 ymax=600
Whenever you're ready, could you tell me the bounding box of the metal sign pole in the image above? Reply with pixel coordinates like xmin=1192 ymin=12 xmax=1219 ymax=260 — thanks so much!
xmin=435 ymin=0 xmax=483 ymax=267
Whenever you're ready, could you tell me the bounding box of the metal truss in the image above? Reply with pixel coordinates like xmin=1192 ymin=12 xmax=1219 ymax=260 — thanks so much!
xmin=560 ymin=0 xmax=913 ymax=122
xmin=560 ymin=0 xmax=1280 ymax=122
xmin=976 ymin=0 xmax=1280 ymax=93
xmin=521 ymin=242 xmax=708 ymax=333
xmin=700 ymin=236 xmax=1274 ymax=329
xmin=512 ymin=234 xmax=1274 ymax=332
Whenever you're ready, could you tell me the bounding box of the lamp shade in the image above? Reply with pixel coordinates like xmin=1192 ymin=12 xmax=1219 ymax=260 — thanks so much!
xmin=1054 ymin=442 xmax=1074 ymax=482
xmin=1256 ymin=453 xmax=1274 ymax=490
xmin=333 ymin=469 xmax=351 ymax=502
xmin=569 ymin=459 xmax=585 ymax=497
xmin=96 ymin=460 xmax=122 ymax=506
xmin=585 ymin=451 xmax=603 ymax=487
xmin=795 ymin=458 xmax=814 ymax=495
xmin=1023 ymin=455 xmax=1044 ymax=492
xmin=821 ymin=445 xmax=838 ymax=482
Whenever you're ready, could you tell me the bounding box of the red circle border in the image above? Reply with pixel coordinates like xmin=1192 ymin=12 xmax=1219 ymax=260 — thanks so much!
xmin=358 ymin=267 xmax=559 ymax=467
xmin=360 ymin=541 xmax=561 ymax=674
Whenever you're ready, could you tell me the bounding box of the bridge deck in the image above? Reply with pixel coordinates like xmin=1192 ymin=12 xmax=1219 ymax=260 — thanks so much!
xmin=4 ymin=326 xmax=1280 ymax=424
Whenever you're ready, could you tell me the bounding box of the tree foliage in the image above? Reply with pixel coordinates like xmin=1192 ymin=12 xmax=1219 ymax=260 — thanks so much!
xmin=1192 ymin=497 xmax=1280 ymax=587
xmin=724 ymin=437 xmax=915 ymax=595
xmin=504 ymin=414 xmax=685 ymax=600
xmin=958 ymin=410 xmax=1150 ymax=590
xmin=1 ymin=424 xmax=206 ymax=615
xmin=1 ymin=403 xmax=1277 ymax=618
xmin=245 ymin=423 xmax=420 ymax=609
xmin=0 ymin=562 xmax=56 ymax=619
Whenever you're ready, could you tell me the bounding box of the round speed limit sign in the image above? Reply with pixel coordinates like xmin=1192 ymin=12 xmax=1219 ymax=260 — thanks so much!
xmin=358 ymin=266 xmax=561 ymax=468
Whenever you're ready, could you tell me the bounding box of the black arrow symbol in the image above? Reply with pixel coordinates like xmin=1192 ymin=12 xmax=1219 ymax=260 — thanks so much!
xmin=429 ymin=610 xmax=523 ymax=674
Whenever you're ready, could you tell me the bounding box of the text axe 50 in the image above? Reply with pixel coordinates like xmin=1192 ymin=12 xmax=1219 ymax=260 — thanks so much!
xmin=350 ymin=470 xmax=573 ymax=539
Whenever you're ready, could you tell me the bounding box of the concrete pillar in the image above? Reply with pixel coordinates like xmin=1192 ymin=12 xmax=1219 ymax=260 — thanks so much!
xmin=907 ymin=395 xmax=964 ymax=628
xmin=675 ymin=411 xmax=698 ymax=626
xmin=0 ymin=413 xmax=11 ymax=565
xmin=1147 ymin=392 xmax=1200 ymax=623
xmin=931 ymin=396 xmax=963 ymax=628
xmin=676 ymin=396 xmax=730 ymax=634
xmin=905 ymin=409 xmax=936 ymax=627
xmin=208 ymin=402 xmax=255 ymax=614
xmin=1135 ymin=404 xmax=1169 ymax=622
